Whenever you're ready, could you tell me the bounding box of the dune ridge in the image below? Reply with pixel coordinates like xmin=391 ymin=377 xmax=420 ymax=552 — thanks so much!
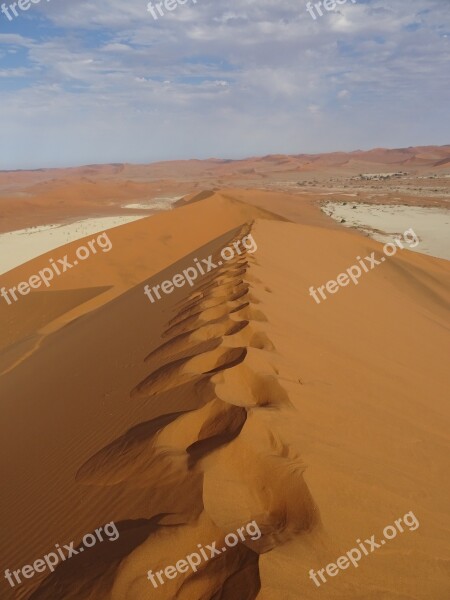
xmin=18 ymin=221 xmax=317 ymax=600
xmin=0 ymin=190 xmax=449 ymax=600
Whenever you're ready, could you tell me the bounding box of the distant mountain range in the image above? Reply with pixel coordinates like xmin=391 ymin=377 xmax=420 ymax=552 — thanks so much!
xmin=1 ymin=145 xmax=450 ymax=185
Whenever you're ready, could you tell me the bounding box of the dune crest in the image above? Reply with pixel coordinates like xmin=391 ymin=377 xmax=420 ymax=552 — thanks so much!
xmin=67 ymin=223 xmax=317 ymax=599
xmin=1 ymin=189 xmax=449 ymax=600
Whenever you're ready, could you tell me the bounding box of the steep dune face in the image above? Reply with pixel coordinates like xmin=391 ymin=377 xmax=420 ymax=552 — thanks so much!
xmin=0 ymin=191 xmax=449 ymax=600
xmin=0 ymin=193 xmax=279 ymax=375
xmin=239 ymin=220 xmax=450 ymax=599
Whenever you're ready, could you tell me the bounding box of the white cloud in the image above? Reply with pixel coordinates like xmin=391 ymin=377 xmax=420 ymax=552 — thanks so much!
xmin=1 ymin=0 xmax=449 ymax=167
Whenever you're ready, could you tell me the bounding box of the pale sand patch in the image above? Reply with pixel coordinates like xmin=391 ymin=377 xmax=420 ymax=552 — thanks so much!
xmin=0 ymin=216 xmax=145 ymax=275
xmin=322 ymin=203 xmax=450 ymax=260
xmin=122 ymin=196 xmax=184 ymax=210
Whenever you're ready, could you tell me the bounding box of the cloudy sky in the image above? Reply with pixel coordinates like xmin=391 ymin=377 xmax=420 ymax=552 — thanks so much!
xmin=0 ymin=0 xmax=449 ymax=168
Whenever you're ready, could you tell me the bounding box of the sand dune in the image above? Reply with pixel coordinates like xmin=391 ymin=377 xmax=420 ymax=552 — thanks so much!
xmin=0 ymin=189 xmax=449 ymax=600
xmin=1 ymin=145 xmax=449 ymax=234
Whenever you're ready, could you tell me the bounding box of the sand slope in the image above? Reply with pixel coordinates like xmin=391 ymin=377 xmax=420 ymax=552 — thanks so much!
xmin=0 ymin=190 xmax=449 ymax=600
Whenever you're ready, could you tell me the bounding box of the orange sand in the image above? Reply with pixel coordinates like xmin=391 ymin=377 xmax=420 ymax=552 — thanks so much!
xmin=0 ymin=188 xmax=449 ymax=600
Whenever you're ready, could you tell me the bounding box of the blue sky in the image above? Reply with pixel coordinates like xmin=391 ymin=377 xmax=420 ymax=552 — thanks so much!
xmin=0 ymin=0 xmax=449 ymax=168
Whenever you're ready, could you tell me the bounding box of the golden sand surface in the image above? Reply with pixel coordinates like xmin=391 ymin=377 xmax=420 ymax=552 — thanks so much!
xmin=0 ymin=184 xmax=449 ymax=600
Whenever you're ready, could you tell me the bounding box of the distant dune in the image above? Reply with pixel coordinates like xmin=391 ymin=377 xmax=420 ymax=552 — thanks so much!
xmin=0 ymin=145 xmax=449 ymax=233
xmin=0 ymin=189 xmax=449 ymax=599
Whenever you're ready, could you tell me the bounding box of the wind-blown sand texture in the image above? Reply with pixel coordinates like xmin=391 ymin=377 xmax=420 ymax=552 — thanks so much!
xmin=0 ymin=189 xmax=449 ymax=600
